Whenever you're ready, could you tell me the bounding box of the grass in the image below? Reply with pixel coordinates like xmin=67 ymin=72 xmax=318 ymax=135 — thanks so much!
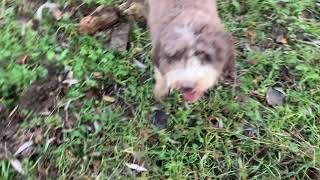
xmin=0 ymin=0 xmax=320 ymax=179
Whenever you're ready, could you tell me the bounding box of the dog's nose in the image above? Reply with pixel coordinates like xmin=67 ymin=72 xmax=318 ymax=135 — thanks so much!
xmin=180 ymin=83 xmax=195 ymax=92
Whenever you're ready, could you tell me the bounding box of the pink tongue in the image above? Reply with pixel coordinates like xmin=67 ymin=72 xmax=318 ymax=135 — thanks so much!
xmin=183 ymin=91 xmax=199 ymax=102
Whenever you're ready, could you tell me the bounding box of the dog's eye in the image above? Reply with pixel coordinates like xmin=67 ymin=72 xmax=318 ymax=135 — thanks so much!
xmin=195 ymin=51 xmax=211 ymax=63
xmin=165 ymin=50 xmax=184 ymax=63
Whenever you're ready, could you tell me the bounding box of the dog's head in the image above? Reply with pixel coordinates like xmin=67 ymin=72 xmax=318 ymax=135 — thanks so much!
xmin=152 ymin=25 xmax=235 ymax=102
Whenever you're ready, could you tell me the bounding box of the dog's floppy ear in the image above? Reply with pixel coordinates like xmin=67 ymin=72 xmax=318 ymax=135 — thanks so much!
xmin=220 ymin=33 xmax=237 ymax=82
xmin=210 ymin=31 xmax=235 ymax=64
xmin=221 ymin=32 xmax=236 ymax=71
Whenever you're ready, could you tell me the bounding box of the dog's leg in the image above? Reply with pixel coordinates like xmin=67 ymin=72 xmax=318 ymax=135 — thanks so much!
xmin=154 ymin=68 xmax=168 ymax=100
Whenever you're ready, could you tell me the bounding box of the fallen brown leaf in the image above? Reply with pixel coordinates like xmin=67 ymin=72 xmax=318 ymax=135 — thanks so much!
xmin=79 ymin=16 xmax=100 ymax=34
xmin=271 ymin=24 xmax=289 ymax=45
xmin=17 ymin=55 xmax=29 ymax=64
xmin=245 ymin=28 xmax=256 ymax=42
xmin=276 ymin=35 xmax=288 ymax=44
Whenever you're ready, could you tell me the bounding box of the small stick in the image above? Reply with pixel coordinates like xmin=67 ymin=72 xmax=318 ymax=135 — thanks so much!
xmin=0 ymin=0 xmax=7 ymax=18
xmin=296 ymin=39 xmax=320 ymax=49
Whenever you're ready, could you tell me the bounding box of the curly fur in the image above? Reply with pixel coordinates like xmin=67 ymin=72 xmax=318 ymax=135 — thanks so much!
xmin=146 ymin=0 xmax=235 ymax=101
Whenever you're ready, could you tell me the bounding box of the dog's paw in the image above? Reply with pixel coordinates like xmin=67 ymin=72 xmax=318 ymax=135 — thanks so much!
xmin=153 ymin=86 xmax=168 ymax=101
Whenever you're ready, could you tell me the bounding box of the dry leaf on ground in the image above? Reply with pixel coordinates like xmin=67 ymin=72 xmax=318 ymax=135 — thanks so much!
xmin=102 ymin=95 xmax=116 ymax=103
xmin=125 ymin=163 xmax=148 ymax=172
xmin=14 ymin=141 xmax=34 ymax=156
xmin=10 ymin=159 xmax=25 ymax=174
xmin=266 ymin=87 xmax=287 ymax=106
xmin=272 ymin=24 xmax=289 ymax=44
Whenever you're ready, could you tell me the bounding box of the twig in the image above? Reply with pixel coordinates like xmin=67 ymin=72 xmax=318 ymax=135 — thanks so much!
xmin=296 ymin=39 xmax=320 ymax=49
xmin=0 ymin=0 xmax=7 ymax=18
xmin=8 ymin=105 xmax=19 ymax=118
xmin=119 ymin=0 xmax=133 ymax=11
xmin=65 ymin=2 xmax=85 ymax=18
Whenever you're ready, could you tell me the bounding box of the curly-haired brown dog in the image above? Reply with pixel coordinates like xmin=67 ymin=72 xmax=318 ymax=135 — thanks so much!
xmin=146 ymin=0 xmax=235 ymax=102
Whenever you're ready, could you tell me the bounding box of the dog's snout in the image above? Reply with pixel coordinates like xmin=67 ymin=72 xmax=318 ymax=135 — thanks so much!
xmin=180 ymin=83 xmax=195 ymax=92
